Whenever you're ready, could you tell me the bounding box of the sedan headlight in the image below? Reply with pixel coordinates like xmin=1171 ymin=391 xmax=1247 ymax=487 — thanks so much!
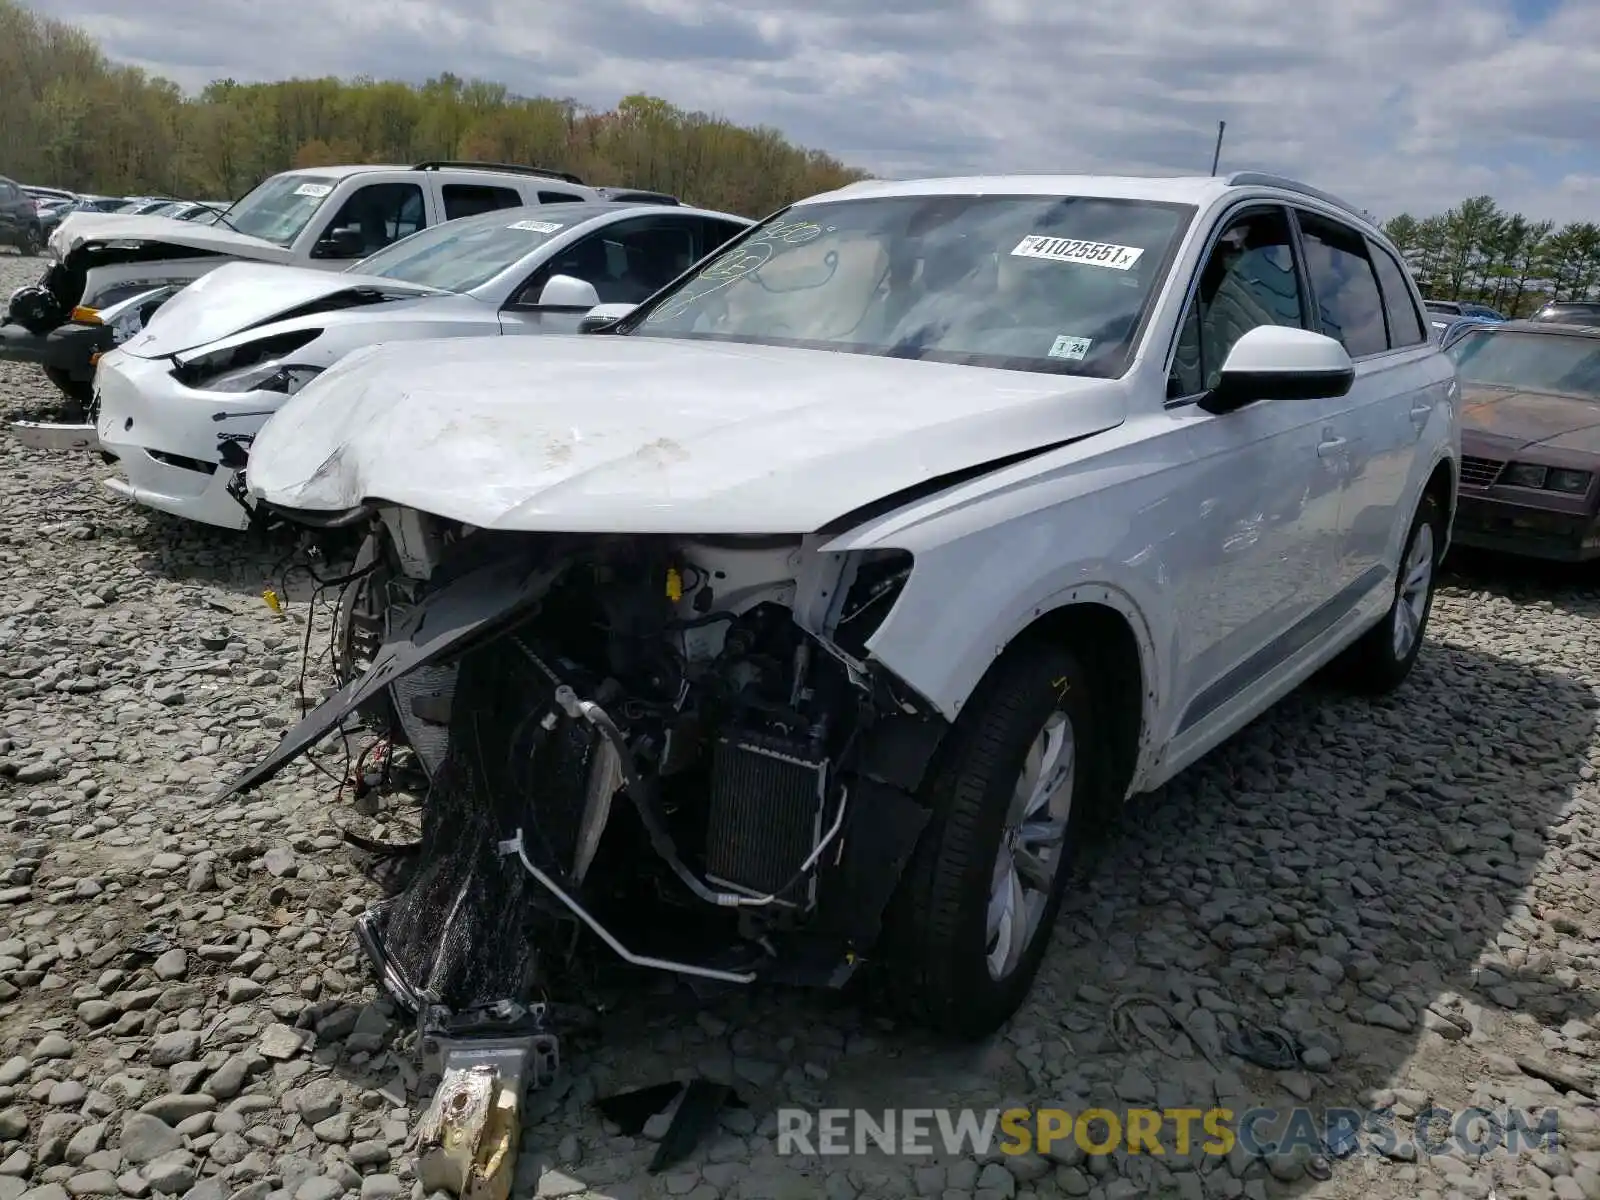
xmin=1501 ymin=462 xmax=1593 ymax=494
xmin=207 ymin=361 xmax=324 ymax=395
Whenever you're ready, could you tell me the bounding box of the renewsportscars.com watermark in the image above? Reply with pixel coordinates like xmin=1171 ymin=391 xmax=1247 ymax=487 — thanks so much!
xmin=776 ymin=1106 xmax=1561 ymax=1159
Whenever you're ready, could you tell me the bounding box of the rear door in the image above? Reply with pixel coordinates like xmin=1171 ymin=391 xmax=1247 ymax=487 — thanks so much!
xmin=1291 ymin=208 xmax=1443 ymax=591
xmin=436 ymin=181 xmax=524 ymax=222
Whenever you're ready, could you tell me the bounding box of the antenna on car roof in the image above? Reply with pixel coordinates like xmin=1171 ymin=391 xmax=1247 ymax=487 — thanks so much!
xmin=411 ymin=161 xmax=585 ymax=186
xmin=1210 ymin=121 xmax=1226 ymax=176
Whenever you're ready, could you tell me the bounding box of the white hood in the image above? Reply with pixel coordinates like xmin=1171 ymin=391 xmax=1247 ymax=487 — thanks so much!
xmin=121 ymin=262 xmax=446 ymax=358
xmin=49 ymin=212 xmax=290 ymax=261
xmin=246 ymin=335 xmax=1127 ymax=534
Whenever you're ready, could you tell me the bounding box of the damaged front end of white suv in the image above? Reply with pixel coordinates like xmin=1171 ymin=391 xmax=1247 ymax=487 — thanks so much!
xmin=214 ymin=180 xmax=1183 ymax=1100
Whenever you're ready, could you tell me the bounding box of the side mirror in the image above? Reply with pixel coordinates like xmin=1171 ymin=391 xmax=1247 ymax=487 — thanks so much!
xmin=536 ymin=274 xmax=602 ymax=310
xmin=579 ymin=302 xmax=638 ymax=333
xmin=1200 ymin=326 xmax=1355 ymax=414
xmin=313 ymin=227 xmax=365 ymax=260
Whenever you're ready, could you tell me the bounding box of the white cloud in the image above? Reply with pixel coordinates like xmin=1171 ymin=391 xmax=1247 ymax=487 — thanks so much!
xmin=31 ymin=0 xmax=1600 ymax=224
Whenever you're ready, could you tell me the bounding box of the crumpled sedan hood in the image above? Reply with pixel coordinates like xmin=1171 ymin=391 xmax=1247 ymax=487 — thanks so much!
xmin=49 ymin=212 xmax=289 ymax=261
xmin=1462 ymin=384 xmax=1600 ymax=450
xmin=121 ymin=262 xmax=447 ymax=358
xmin=246 ymin=335 xmax=1126 ymax=533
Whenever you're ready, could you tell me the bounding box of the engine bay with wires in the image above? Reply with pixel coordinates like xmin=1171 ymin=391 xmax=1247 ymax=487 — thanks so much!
xmin=230 ymin=516 xmax=942 ymax=1044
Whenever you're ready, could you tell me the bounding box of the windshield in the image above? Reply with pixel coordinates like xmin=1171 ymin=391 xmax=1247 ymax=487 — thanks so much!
xmin=224 ymin=173 xmax=339 ymax=245
xmin=1448 ymin=330 xmax=1600 ymax=399
xmin=148 ymin=202 xmax=186 ymax=219
xmin=629 ymin=194 xmax=1193 ymax=376
xmin=352 ymin=208 xmax=571 ymax=291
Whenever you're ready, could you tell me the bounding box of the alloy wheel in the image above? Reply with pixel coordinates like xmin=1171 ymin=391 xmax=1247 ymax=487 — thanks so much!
xmin=986 ymin=709 xmax=1076 ymax=980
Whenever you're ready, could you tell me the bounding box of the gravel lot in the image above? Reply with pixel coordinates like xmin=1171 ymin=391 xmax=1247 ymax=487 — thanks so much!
xmin=6 ymin=248 xmax=1600 ymax=1200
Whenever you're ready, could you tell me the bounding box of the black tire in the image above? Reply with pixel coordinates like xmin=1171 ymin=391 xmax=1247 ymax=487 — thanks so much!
xmin=43 ymin=367 xmax=92 ymax=408
xmin=1332 ymin=491 xmax=1445 ymax=694
xmin=334 ymin=528 xmax=398 ymax=729
xmin=21 ymin=224 xmax=44 ymax=257
xmin=877 ymin=638 xmax=1114 ymax=1038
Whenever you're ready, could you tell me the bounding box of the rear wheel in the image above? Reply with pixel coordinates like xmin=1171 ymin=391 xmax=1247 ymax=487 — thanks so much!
xmin=1333 ymin=491 xmax=1444 ymax=694
xmin=878 ymin=639 xmax=1113 ymax=1037
xmin=21 ymin=225 xmax=44 ymax=257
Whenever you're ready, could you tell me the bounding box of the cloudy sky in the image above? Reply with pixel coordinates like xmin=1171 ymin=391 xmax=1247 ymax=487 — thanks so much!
xmin=33 ymin=0 xmax=1600 ymax=224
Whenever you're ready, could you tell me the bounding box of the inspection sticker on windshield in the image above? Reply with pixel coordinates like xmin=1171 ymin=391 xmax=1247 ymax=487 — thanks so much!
xmin=508 ymin=219 xmax=563 ymax=233
xmin=293 ymin=183 xmax=332 ymax=198
xmin=1048 ymin=335 xmax=1092 ymax=361
xmin=1011 ymin=235 xmax=1144 ymax=270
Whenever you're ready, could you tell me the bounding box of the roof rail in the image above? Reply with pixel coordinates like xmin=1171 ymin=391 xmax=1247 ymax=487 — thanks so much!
xmin=411 ymin=160 xmax=585 ymax=186
xmin=1224 ymin=171 xmax=1367 ymax=222
xmin=596 ymin=187 xmax=681 ymax=206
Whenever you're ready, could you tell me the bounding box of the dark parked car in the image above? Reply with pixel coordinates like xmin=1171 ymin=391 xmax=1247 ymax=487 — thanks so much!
xmin=1449 ymin=320 xmax=1600 ymax=560
xmin=1530 ymin=301 xmax=1600 ymax=327
xmin=1424 ymin=299 xmax=1505 ymax=336
xmin=0 ymin=176 xmax=44 ymax=256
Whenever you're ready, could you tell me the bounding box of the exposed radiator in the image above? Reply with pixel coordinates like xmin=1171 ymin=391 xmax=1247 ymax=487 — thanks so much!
xmin=705 ymin=731 xmax=828 ymax=908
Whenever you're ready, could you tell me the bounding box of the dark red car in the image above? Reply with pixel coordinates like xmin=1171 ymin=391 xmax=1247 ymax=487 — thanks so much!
xmin=1449 ymin=320 xmax=1600 ymax=560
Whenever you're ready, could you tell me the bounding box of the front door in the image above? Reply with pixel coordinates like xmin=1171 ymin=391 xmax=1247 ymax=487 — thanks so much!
xmin=1162 ymin=205 xmax=1348 ymax=738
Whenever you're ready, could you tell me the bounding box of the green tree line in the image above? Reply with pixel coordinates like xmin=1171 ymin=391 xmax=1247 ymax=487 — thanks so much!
xmin=1383 ymin=197 xmax=1600 ymax=317
xmin=0 ymin=0 xmax=869 ymax=217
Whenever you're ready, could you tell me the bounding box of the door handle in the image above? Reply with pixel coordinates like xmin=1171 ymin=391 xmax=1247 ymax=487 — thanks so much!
xmin=1317 ymin=435 xmax=1347 ymax=458
xmin=1410 ymin=403 xmax=1432 ymax=422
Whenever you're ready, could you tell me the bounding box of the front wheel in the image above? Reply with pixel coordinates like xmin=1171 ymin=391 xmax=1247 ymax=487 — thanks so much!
xmin=1333 ymin=491 xmax=1444 ymax=694
xmin=877 ymin=639 xmax=1112 ymax=1037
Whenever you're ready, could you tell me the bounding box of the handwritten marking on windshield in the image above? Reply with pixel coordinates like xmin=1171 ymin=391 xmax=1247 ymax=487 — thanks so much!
xmin=645 ymin=216 xmax=835 ymax=323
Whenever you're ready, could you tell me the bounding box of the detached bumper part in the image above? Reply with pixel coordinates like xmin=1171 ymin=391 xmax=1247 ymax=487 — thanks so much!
xmin=10 ymin=420 xmax=98 ymax=452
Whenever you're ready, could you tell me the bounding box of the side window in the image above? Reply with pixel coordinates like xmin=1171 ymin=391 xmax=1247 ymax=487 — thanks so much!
xmin=441 ymin=184 xmax=522 ymax=221
xmin=317 ymin=183 xmax=426 ymax=258
xmin=1296 ymin=212 xmax=1388 ymax=358
xmin=1168 ymin=208 xmax=1306 ymax=399
xmin=699 ymin=218 xmax=748 ymax=255
xmin=538 ymin=191 xmax=584 ymax=204
xmin=516 ymin=219 xmax=701 ymax=306
xmin=1368 ymin=241 xmax=1427 ymax=349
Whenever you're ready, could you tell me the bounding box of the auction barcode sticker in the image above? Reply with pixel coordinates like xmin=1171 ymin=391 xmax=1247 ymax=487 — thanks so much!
xmin=1011 ymin=235 xmax=1144 ymax=270
xmin=293 ymin=183 xmax=332 ymax=198
xmin=508 ymin=220 xmax=563 ymax=233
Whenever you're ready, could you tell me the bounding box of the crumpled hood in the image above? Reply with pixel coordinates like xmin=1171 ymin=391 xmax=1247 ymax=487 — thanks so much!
xmin=246 ymin=335 xmax=1126 ymax=533
xmin=121 ymin=262 xmax=446 ymax=358
xmin=49 ymin=212 xmax=289 ymax=261
xmin=1462 ymin=384 xmax=1600 ymax=451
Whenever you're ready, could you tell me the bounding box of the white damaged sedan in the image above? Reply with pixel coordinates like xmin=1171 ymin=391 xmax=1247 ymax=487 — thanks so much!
xmin=221 ymin=173 xmax=1459 ymax=1038
xmin=88 ymin=202 xmax=751 ymax=529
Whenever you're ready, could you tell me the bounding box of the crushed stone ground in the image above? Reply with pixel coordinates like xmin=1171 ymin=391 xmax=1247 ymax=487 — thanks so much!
xmin=5 ymin=251 xmax=1600 ymax=1200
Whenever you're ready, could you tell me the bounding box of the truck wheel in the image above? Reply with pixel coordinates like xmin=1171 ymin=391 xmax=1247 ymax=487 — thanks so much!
xmin=878 ymin=638 xmax=1111 ymax=1037
xmin=1333 ymin=491 xmax=1444 ymax=694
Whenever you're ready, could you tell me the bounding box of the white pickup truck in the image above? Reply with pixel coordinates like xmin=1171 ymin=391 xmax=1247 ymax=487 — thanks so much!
xmin=3 ymin=161 xmax=657 ymax=439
